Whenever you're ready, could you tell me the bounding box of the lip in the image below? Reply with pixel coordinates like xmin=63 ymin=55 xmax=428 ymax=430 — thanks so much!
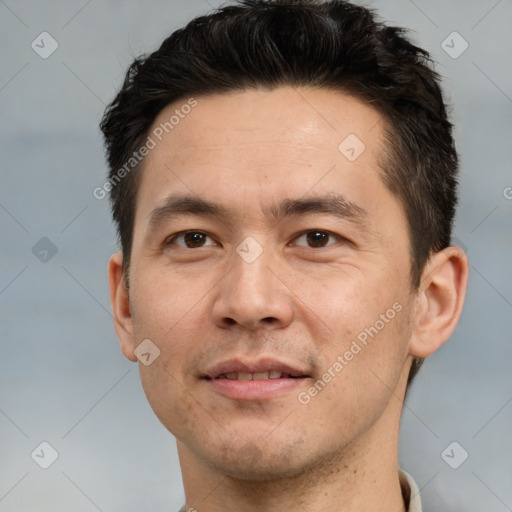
xmin=203 ymin=357 xmax=311 ymax=380
xmin=202 ymin=357 xmax=312 ymax=401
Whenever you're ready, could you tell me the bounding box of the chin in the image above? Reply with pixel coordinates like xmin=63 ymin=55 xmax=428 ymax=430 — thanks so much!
xmin=211 ymin=456 xmax=310 ymax=482
xmin=197 ymin=434 xmax=325 ymax=482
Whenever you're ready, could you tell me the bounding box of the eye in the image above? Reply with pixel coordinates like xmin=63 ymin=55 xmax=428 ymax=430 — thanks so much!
xmin=166 ymin=231 xmax=216 ymax=249
xmin=293 ymin=230 xmax=341 ymax=248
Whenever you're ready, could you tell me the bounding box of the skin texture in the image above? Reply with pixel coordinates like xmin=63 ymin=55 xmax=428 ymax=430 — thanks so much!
xmin=109 ymin=87 xmax=468 ymax=512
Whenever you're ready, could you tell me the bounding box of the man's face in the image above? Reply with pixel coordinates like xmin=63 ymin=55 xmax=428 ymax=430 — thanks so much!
xmin=124 ymin=87 xmax=416 ymax=479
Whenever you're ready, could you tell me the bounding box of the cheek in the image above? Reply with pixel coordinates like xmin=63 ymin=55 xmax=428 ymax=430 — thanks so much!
xmin=296 ymin=268 xmax=400 ymax=335
xmin=129 ymin=271 xmax=205 ymax=435
xmin=307 ymin=303 xmax=411 ymax=439
xmin=303 ymin=271 xmax=411 ymax=395
xmin=138 ymin=360 xmax=204 ymax=443
xmin=128 ymin=268 xmax=208 ymax=408
xmin=130 ymin=264 xmax=213 ymax=341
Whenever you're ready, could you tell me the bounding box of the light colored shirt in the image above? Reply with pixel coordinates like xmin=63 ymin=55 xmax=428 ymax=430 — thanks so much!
xmin=399 ymin=468 xmax=422 ymax=512
xmin=178 ymin=469 xmax=422 ymax=512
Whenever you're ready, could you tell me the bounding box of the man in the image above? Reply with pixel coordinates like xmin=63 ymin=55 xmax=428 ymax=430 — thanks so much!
xmin=100 ymin=1 xmax=468 ymax=510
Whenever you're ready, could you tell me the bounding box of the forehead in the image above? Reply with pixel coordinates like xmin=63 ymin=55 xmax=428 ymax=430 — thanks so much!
xmin=149 ymin=86 xmax=383 ymax=159
xmin=134 ymin=86 xmax=394 ymax=226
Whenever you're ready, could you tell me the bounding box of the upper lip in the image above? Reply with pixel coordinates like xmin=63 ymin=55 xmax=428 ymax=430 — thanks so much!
xmin=203 ymin=357 xmax=311 ymax=379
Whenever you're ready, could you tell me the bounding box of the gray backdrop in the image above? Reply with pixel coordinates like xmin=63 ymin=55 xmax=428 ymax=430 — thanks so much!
xmin=1 ymin=0 xmax=511 ymax=511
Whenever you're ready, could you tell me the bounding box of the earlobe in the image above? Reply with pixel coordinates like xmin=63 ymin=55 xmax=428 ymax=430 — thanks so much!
xmin=409 ymin=246 xmax=469 ymax=358
xmin=108 ymin=252 xmax=137 ymax=362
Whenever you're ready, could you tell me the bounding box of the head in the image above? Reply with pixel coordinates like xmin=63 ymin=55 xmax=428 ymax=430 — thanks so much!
xmin=102 ymin=0 xmax=467 ymax=481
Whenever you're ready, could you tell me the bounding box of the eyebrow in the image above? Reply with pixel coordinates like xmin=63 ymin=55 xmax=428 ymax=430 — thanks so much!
xmin=264 ymin=195 xmax=368 ymax=223
xmin=146 ymin=193 xmax=368 ymax=231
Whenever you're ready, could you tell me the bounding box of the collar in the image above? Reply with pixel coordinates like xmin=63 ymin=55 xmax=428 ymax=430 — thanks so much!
xmin=399 ymin=468 xmax=423 ymax=512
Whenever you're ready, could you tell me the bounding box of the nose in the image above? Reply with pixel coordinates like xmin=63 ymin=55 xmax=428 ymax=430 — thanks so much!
xmin=212 ymin=246 xmax=294 ymax=331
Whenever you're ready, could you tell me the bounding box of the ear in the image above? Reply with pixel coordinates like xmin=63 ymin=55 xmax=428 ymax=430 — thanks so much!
xmin=108 ymin=252 xmax=137 ymax=362
xmin=409 ymin=246 xmax=469 ymax=358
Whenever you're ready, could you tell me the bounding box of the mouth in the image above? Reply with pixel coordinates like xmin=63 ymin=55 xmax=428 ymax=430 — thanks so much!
xmin=202 ymin=358 xmax=312 ymax=400
xmin=215 ymin=371 xmax=308 ymax=380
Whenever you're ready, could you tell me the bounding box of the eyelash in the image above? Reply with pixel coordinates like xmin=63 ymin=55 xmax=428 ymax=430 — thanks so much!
xmin=165 ymin=230 xmax=344 ymax=249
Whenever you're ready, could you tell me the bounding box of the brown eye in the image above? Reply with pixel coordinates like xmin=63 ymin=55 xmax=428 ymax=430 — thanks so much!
xmin=168 ymin=231 xmax=215 ymax=248
xmin=294 ymin=230 xmax=338 ymax=248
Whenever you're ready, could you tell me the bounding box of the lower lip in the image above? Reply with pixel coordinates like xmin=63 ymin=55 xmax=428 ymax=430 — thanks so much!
xmin=205 ymin=377 xmax=309 ymax=400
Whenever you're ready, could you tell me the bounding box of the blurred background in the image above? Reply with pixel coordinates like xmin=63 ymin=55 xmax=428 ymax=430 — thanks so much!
xmin=0 ymin=0 xmax=511 ymax=510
